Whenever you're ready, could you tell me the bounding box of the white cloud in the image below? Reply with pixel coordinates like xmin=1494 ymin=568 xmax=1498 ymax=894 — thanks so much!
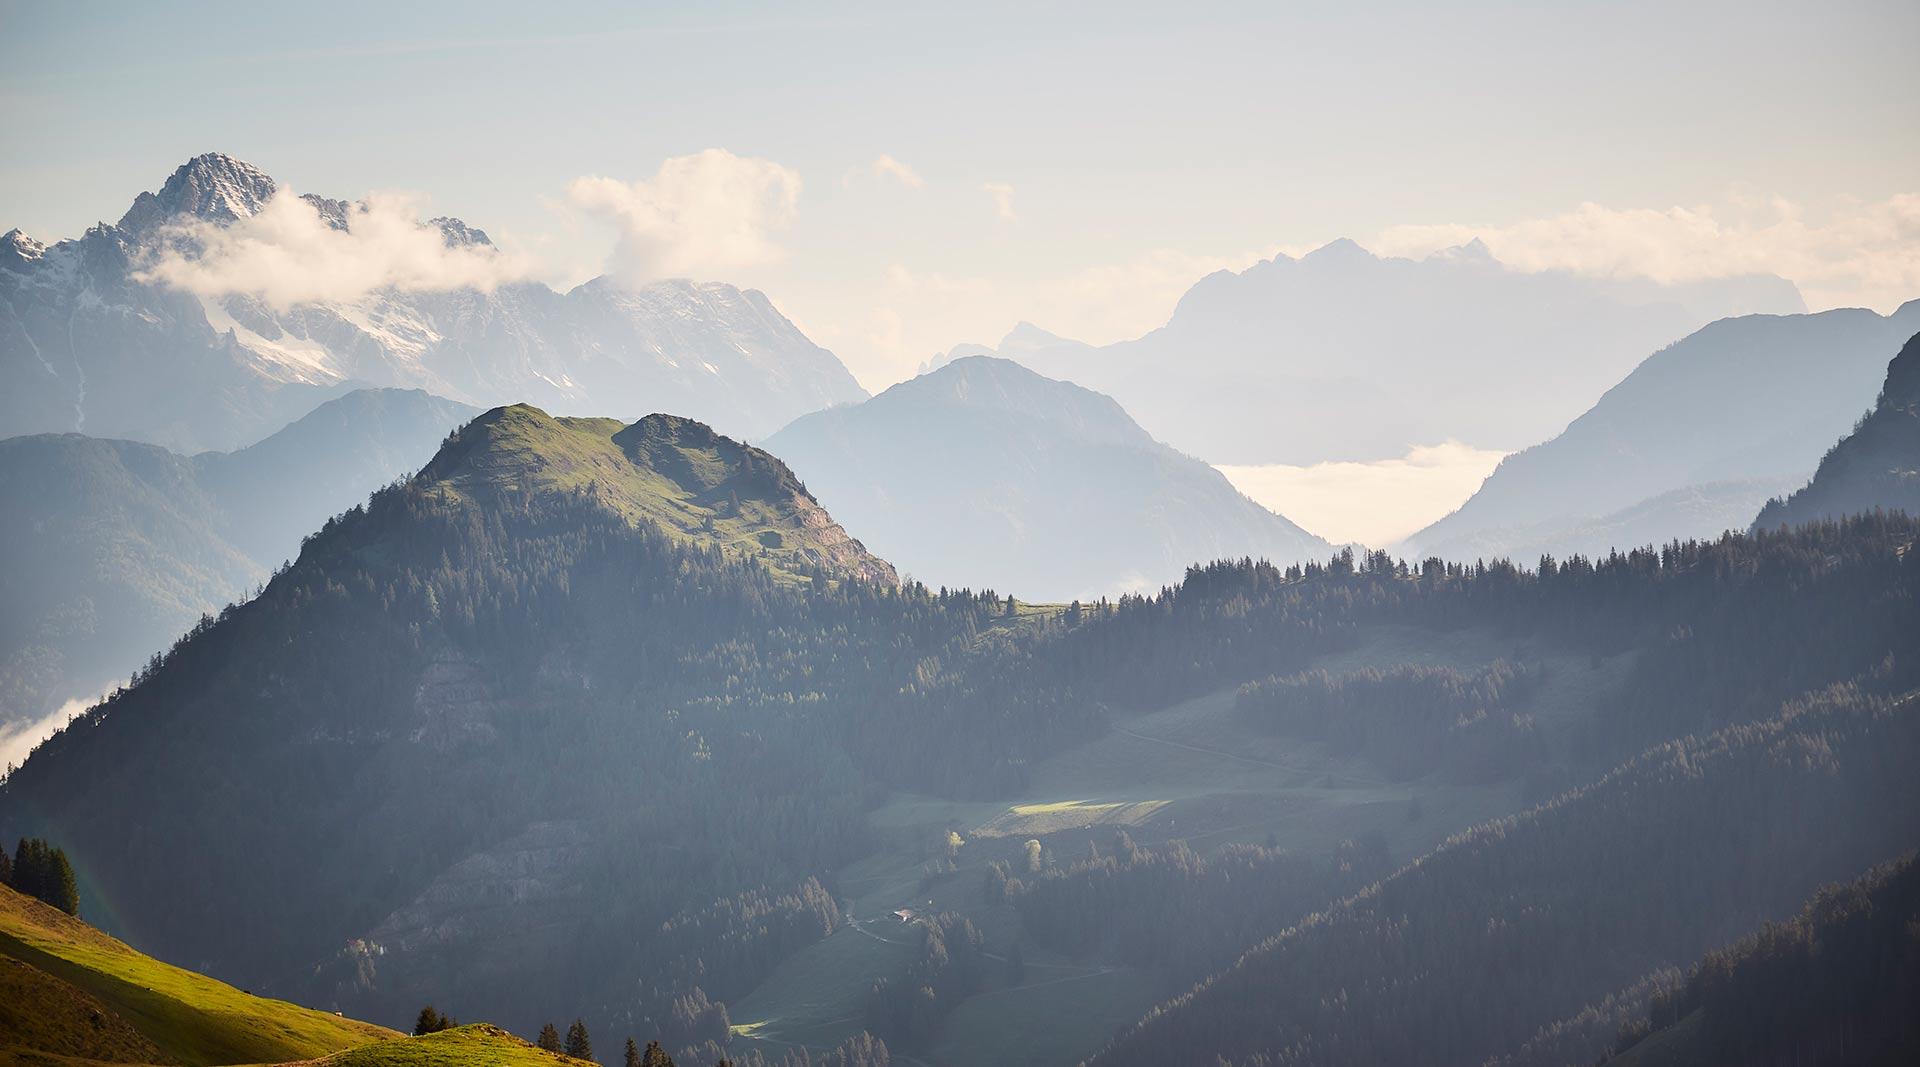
xmin=1218 ymin=441 xmax=1508 ymax=548
xmin=981 ymin=181 xmax=1016 ymax=222
xmin=0 ymin=693 xmax=95 ymax=776
xmin=569 ymin=149 xmax=801 ymax=285
xmin=136 ymin=191 xmax=524 ymax=309
xmin=868 ymin=154 xmax=926 ymax=190
xmin=1372 ymin=192 xmax=1920 ymax=313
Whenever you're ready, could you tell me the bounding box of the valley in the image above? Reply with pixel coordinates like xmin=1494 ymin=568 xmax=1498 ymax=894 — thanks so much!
xmin=726 ymin=624 xmax=1636 ymax=1065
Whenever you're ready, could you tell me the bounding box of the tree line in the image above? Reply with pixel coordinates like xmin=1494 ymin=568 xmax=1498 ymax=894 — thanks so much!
xmin=2 ymin=836 xmax=79 ymax=915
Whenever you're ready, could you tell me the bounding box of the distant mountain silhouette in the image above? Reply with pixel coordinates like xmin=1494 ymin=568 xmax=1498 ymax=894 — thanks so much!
xmin=1401 ymin=304 xmax=1920 ymax=563
xmin=1754 ymin=331 xmax=1920 ymax=530
xmin=971 ymin=239 xmax=1803 ymax=464
xmin=0 ymin=388 xmax=475 ymax=728
xmin=766 ymin=355 xmax=1330 ymax=600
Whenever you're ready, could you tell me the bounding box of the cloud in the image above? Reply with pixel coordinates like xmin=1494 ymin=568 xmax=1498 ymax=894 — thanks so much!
xmin=136 ymin=191 xmax=524 ymax=309
xmin=569 ymin=149 xmax=801 ymax=285
xmin=1372 ymin=192 xmax=1920 ymax=313
xmin=844 ymin=154 xmax=925 ymax=191
xmin=1217 ymin=441 xmax=1509 ymax=548
xmin=0 ymin=693 xmax=95 ymax=776
xmin=981 ymin=181 xmax=1016 ymax=221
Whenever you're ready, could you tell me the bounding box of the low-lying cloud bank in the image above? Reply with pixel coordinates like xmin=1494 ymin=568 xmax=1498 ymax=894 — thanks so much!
xmin=136 ymin=191 xmax=525 ymax=309
xmin=0 ymin=693 xmax=95 ymax=776
xmin=1373 ymin=193 xmax=1920 ymax=314
xmin=1218 ymin=441 xmax=1509 ymax=548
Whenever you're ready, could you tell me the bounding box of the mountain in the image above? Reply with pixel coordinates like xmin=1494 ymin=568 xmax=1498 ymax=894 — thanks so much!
xmin=0 ymin=153 xmax=866 ymax=453
xmin=980 ymin=239 xmax=1804 ymax=465
xmin=1401 ymin=303 xmax=1920 ymax=563
xmin=0 ymin=404 xmax=944 ymax=1046
xmin=766 ymin=356 xmax=1331 ymax=599
xmin=0 ymin=388 xmax=476 ymax=736
xmin=6 ymin=389 xmax=1918 ymax=1064
xmin=1755 ymin=330 xmax=1920 ymax=530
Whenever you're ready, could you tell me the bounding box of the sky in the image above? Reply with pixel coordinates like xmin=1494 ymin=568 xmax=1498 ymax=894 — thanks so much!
xmin=2 ymin=0 xmax=1916 ymax=544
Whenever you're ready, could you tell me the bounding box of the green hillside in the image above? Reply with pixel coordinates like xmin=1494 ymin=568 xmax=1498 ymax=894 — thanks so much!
xmin=316 ymin=1024 xmax=589 ymax=1067
xmin=419 ymin=405 xmax=896 ymax=584
xmin=0 ymin=882 xmax=395 ymax=1064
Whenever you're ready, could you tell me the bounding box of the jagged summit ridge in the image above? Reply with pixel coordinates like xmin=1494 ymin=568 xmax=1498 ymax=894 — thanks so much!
xmin=117 ymin=152 xmax=278 ymax=234
xmin=0 ymin=153 xmax=868 ymax=451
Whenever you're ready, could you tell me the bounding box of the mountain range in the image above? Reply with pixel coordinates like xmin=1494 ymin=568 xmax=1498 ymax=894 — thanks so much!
xmin=1402 ymin=303 xmax=1920 ymax=562
xmin=950 ymin=239 xmax=1804 ymax=465
xmin=0 ymin=388 xmax=476 ymax=740
xmin=1 ymin=153 xmax=866 ymax=453
xmin=767 ymin=356 xmax=1330 ymax=599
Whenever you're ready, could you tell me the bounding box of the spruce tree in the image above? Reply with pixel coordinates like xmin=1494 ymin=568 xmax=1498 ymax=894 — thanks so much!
xmin=624 ymin=1036 xmax=641 ymax=1067
xmin=49 ymin=846 xmax=79 ymax=916
xmin=414 ymin=1005 xmax=446 ymax=1035
xmin=564 ymin=1018 xmax=592 ymax=1061
xmin=537 ymin=1022 xmax=562 ymax=1052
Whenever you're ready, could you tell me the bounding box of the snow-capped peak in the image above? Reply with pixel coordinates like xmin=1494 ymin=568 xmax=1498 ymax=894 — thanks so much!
xmin=1 ymin=228 xmax=46 ymax=269
xmin=118 ymin=152 xmax=279 ymax=235
xmin=430 ymin=217 xmax=493 ymax=248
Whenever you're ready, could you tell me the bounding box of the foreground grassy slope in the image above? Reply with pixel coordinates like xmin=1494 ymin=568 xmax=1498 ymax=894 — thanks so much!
xmin=0 ymin=884 xmax=394 ymax=1065
xmin=316 ymin=1024 xmax=589 ymax=1067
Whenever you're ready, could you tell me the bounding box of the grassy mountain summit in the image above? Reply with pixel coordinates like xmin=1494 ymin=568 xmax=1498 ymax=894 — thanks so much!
xmin=421 ymin=405 xmax=897 ymax=585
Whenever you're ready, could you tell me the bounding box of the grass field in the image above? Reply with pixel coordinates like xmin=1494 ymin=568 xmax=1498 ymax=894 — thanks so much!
xmin=0 ymin=884 xmax=394 ymax=1065
xmin=727 ymin=922 xmax=915 ymax=1056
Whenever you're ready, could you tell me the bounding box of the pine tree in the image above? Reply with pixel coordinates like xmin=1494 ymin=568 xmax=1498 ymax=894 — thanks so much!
xmin=537 ymin=1023 xmax=562 ymax=1052
xmin=49 ymin=846 xmax=78 ymax=916
xmin=564 ymin=1018 xmax=592 ymax=1061
xmin=639 ymin=1039 xmax=675 ymax=1067
xmin=0 ymin=841 xmax=11 ymax=886
xmin=413 ymin=1005 xmax=454 ymax=1035
xmin=624 ymin=1036 xmax=641 ymax=1067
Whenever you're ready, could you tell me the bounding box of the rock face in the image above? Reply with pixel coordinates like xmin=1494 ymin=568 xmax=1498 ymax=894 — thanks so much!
xmin=1755 ymin=330 xmax=1920 ymax=529
xmin=980 ymin=238 xmax=1806 ymax=465
xmin=767 ymin=355 xmax=1330 ymax=599
xmin=1400 ymin=303 xmax=1920 ymax=563
xmin=0 ymin=153 xmax=867 ymax=453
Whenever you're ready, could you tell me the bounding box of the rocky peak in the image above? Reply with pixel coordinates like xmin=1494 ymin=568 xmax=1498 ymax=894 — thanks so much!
xmin=0 ymin=228 xmax=46 ymax=270
xmin=1877 ymin=330 xmax=1920 ymax=413
xmin=117 ymin=152 xmax=278 ymax=236
xmin=430 ymin=217 xmax=493 ymax=248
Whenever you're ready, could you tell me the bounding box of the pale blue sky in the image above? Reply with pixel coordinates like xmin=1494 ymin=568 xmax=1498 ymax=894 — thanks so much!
xmin=3 ymin=0 xmax=1916 ymax=385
